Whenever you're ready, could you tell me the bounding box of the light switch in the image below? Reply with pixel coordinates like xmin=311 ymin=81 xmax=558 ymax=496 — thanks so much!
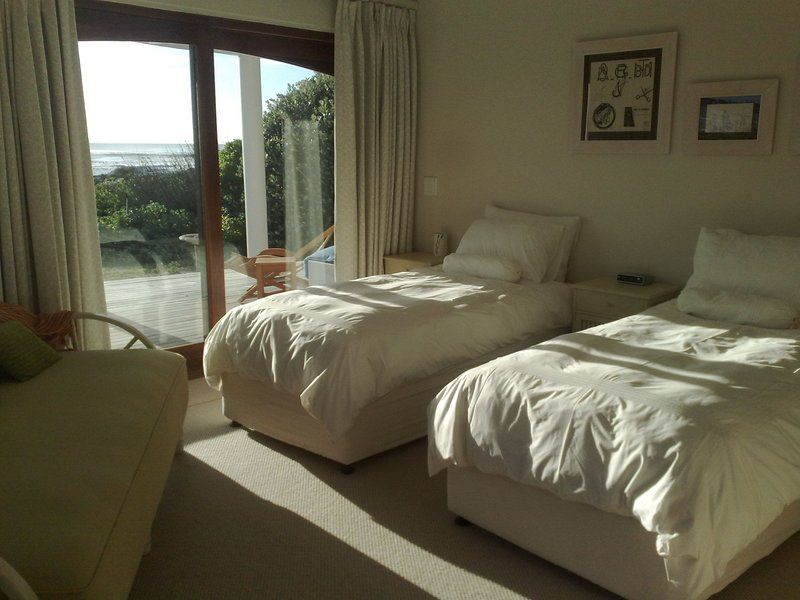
xmin=423 ymin=176 xmax=438 ymax=196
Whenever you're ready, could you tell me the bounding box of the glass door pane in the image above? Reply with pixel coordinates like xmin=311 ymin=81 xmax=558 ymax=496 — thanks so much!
xmin=214 ymin=53 xmax=334 ymax=311
xmin=265 ymin=61 xmax=335 ymax=293
xmin=212 ymin=50 xmax=251 ymax=308
xmin=79 ymin=41 xmax=208 ymax=348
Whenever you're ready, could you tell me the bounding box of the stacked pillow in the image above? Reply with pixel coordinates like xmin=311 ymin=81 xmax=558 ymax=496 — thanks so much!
xmin=442 ymin=254 xmax=522 ymax=283
xmin=484 ymin=204 xmax=581 ymax=282
xmin=677 ymin=228 xmax=800 ymax=329
xmin=442 ymin=204 xmax=581 ymax=283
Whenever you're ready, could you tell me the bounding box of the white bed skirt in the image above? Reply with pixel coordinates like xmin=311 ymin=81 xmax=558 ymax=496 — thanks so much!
xmin=221 ymin=328 xmax=567 ymax=466
xmin=447 ymin=467 xmax=800 ymax=599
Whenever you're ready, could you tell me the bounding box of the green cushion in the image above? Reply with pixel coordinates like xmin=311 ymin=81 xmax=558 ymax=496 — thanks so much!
xmin=0 ymin=320 xmax=61 ymax=381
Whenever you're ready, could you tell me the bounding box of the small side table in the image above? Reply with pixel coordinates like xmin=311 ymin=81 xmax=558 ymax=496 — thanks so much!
xmin=571 ymin=277 xmax=681 ymax=331
xmin=254 ymin=255 xmax=296 ymax=297
xmin=383 ymin=252 xmax=443 ymax=274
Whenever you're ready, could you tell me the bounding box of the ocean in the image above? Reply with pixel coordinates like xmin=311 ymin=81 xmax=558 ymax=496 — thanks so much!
xmin=90 ymin=143 xmax=195 ymax=176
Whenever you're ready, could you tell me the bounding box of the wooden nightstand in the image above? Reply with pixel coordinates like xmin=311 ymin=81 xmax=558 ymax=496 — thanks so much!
xmin=571 ymin=277 xmax=681 ymax=331
xmin=383 ymin=252 xmax=443 ymax=274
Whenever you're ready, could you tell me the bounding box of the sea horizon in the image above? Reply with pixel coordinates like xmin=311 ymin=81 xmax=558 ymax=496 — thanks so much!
xmin=90 ymin=142 xmax=194 ymax=175
xmin=89 ymin=141 xmax=228 ymax=175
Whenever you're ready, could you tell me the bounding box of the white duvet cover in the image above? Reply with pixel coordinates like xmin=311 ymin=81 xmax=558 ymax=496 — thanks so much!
xmin=205 ymin=268 xmax=571 ymax=438
xmin=429 ymin=301 xmax=800 ymax=598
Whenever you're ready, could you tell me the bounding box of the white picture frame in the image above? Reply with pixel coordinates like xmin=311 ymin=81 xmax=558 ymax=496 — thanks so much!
xmin=570 ymin=32 xmax=678 ymax=154
xmin=683 ymin=79 xmax=779 ymax=155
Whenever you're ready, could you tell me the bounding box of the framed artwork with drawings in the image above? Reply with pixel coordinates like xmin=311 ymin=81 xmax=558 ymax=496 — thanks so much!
xmin=570 ymin=32 xmax=678 ymax=154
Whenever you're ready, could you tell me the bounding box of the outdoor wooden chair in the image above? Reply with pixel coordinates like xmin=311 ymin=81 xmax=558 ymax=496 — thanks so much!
xmin=225 ymin=225 xmax=334 ymax=303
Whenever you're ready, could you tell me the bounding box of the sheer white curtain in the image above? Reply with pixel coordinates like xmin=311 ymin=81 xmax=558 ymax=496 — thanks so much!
xmin=284 ymin=118 xmax=324 ymax=254
xmin=334 ymin=0 xmax=417 ymax=280
xmin=0 ymin=0 xmax=107 ymax=346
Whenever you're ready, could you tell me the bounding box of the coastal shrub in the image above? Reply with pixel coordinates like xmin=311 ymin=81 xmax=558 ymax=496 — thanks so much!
xmin=219 ymin=140 xmax=246 ymax=254
xmin=99 ymin=201 xmax=194 ymax=242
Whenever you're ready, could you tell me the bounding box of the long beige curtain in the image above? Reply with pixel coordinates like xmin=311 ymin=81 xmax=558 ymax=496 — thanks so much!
xmin=334 ymin=0 xmax=417 ymax=280
xmin=0 ymin=0 xmax=107 ymax=346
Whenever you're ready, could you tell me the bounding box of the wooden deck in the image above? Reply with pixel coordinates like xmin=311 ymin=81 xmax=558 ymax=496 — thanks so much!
xmin=104 ymin=269 xmax=253 ymax=348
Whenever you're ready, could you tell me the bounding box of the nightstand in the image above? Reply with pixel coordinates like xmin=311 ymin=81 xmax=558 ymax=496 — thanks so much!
xmin=383 ymin=252 xmax=443 ymax=274
xmin=571 ymin=277 xmax=681 ymax=331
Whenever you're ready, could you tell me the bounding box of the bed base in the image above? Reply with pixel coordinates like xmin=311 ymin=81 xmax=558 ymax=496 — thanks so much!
xmin=447 ymin=467 xmax=800 ymax=599
xmin=221 ymin=328 xmax=567 ymax=467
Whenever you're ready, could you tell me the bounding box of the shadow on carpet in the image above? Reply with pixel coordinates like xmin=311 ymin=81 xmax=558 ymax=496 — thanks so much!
xmin=131 ymin=451 xmax=435 ymax=599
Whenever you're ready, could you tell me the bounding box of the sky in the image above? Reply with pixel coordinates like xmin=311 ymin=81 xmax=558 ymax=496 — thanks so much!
xmin=78 ymin=41 xmax=313 ymax=144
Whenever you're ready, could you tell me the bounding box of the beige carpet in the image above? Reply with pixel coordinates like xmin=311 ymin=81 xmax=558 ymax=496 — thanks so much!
xmin=186 ymin=377 xmax=223 ymax=406
xmin=131 ymin=390 xmax=800 ymax=599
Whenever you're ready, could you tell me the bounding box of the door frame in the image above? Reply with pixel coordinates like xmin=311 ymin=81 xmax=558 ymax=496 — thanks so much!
xmin=75 ymin=0 xmax=333 ymax=375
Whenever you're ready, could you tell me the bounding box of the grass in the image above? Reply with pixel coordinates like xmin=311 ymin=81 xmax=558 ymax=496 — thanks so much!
xmin=101 ymin=253 xmax=198 ymax=281
xmin=100 ymin=239 xmax=197 ymax=280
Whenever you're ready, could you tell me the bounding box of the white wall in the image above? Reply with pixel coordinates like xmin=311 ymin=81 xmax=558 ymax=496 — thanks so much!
xmin=414 ymin=0 xmax=800 ymax=284
xmin=102 ymin=0 xmax=336 ymax=31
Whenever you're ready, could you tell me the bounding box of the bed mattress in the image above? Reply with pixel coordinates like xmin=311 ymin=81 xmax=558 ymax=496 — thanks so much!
xmin=447 ymin=467 xmax=800 ymax=600
xmin=221 ymin=327 xmax=566 ymax=465
xmin=205 ymin=267 xmax=571 ymax=438
xmin=429 ymin=301 xmax=800 ymax=598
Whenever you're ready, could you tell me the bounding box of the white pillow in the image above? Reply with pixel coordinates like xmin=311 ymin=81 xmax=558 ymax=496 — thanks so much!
xmin=485 ymin=204 xmax=581 ymax=282
xmin=456 ymin=218 xmax=564 ymax=283
xmin=442 ymin=253 xmax=522 ymax=282
xmin=677 ymin=287 xmax=799 ymax=329
xmin=686 ymin=228 xmax=800 ymax=309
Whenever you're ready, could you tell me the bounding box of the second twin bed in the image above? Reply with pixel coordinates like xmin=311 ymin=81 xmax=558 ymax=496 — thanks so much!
xmin=430 ymin=226 xmax=800 ymax=599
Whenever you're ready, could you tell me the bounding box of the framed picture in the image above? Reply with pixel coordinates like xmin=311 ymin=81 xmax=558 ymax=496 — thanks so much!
xmin=683 ymin=79 xmax=778 ymax=155
xmin=570 ymin=32 xmax=678 ymax=154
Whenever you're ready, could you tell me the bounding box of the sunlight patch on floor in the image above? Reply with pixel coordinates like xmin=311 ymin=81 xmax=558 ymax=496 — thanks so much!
xmin=179 ymin=397 xmax=525 ymax=599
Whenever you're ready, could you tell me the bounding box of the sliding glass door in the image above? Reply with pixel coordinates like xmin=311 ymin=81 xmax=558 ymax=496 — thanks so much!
xmin=75 ymin=0 xmax=334 ymax=369
xmin=213 ymin=53 xmax=335 ymax=311
xmin=80 ymin=41 xmax=208 ymax=348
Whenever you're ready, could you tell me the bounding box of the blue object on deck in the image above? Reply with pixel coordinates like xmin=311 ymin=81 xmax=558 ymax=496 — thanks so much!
xmin=304 ymin=245 xmax=335 ymax=277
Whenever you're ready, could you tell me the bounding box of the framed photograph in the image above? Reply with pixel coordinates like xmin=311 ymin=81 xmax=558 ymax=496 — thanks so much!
xmin=683 ymin=79 xmax=778 ymax=155
xmin=570 ymin=32 xmax=678 ymax=154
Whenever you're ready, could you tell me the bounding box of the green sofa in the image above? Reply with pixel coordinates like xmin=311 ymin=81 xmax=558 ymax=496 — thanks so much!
xmin=0 ymin=349 xmax=187 ymax=599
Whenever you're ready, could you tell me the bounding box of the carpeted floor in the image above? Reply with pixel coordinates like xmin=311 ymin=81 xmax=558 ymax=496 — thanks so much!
xmin=130 ymin=384 xmax=800 ymax=599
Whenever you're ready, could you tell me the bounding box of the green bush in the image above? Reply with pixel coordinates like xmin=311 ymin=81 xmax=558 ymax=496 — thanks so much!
xmin=219 ymin=139 xmax=246 ymax=254
xmin=99 ymin=201 xmax=194 ymax=242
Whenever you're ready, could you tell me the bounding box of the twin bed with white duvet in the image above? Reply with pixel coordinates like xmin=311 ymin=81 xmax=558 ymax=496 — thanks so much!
xmin=430 ymin=227 xmax=800 ymax=599
xmin=204 ymin=206 xmax=580 ymax=466
xmin=205 ymin=268 xmax=571 ymax=464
